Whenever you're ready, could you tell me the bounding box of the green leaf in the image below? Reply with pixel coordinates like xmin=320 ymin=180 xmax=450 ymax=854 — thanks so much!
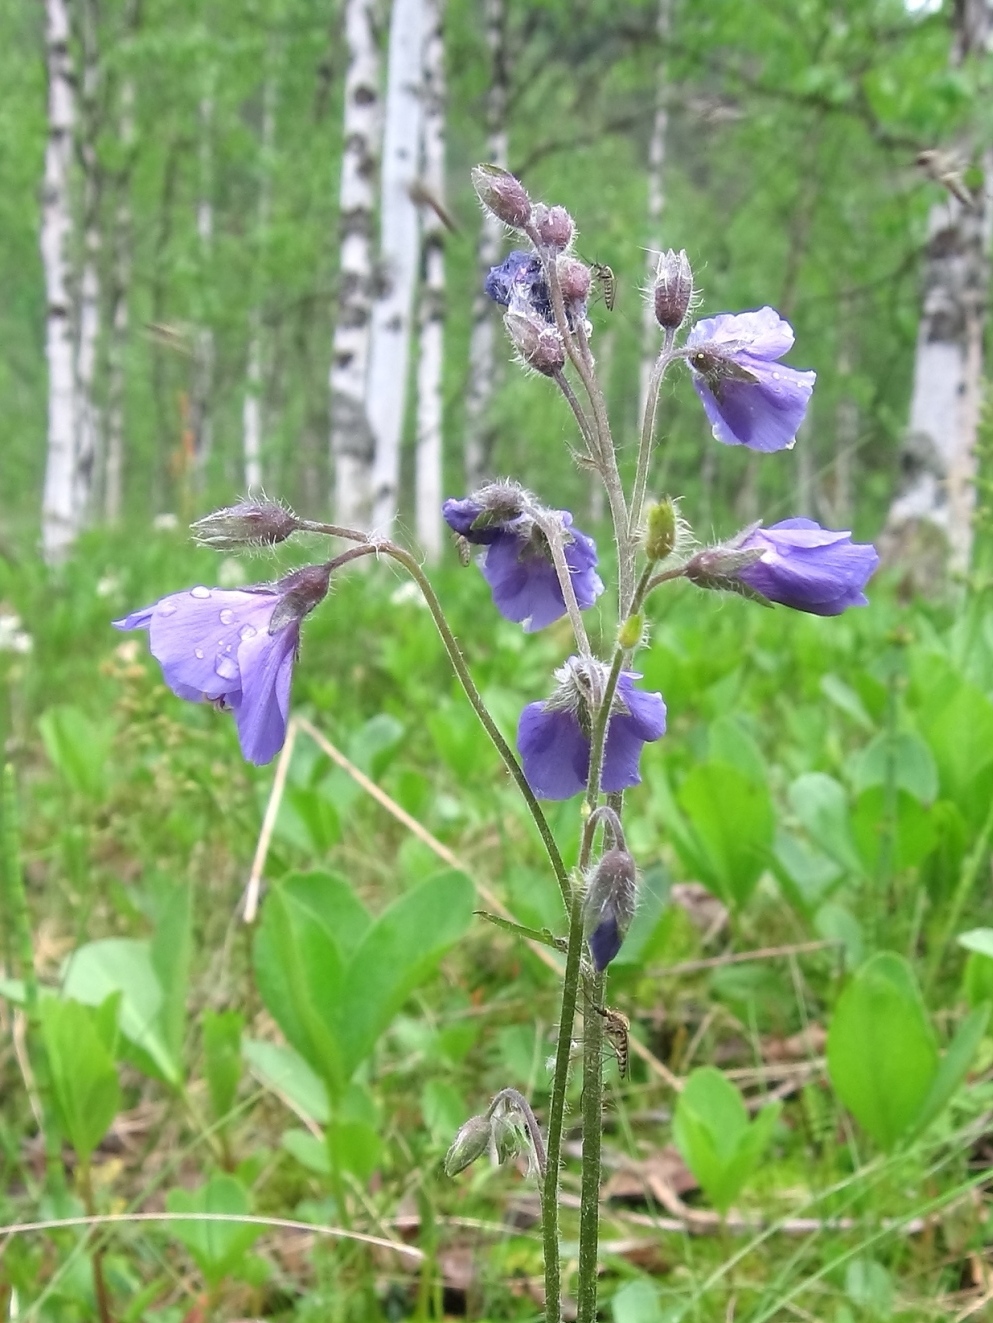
xmin=826 ymin=953 xmax=938 ymax=1149
xmin=329 ymin=1118 xmax=382 ymax=1182
xmin=38 ymin=706 xmax=113 ymax=799
xmin=348 ymin=712 xmax=405 ymax=779
xmin=788 ymin=773 xmax=862 ymax=875
xmin=166 ymin=1174 xmax=262 ymax=1288
xmin=277 ymin=871 xmax=371 ymax=958
xmin=40 ymin=996 xmax=120 ymax=1162
xmin=202 ymin=1010 xmax=243 ymax=1125
xmin=612 ymin=864 xmax=670 ymax=967
xmin=913 ymin=1004 xmax=991 ymax=1136
xmin=675 ymin=762 xmax=774 ymax=907
xmin=150 ymin=881 xmax=192 ymax=1070
xmin=848 ymin=730 xmax=938 ymax=803
xmin=242 ymin=1038 xmax=329 ymax=1125
xmin=672 ymin=1067 xmax=779 ymax=1215
xmin=819 ymin=674 xmax=875 ymax=731
xmin=851 ymin=787 xmax=937 ymax=874
xmin=920 ymin=680 xmax=993 ymax=826
xmin=707 ymin=716 xmax=766 ymax=785
xmin=281 ymin=1128 xmax=329 ymax=1175
xmin=611 ymin=1278 xmax=666 ymax=1323
xmin=957 ymin=928 xmax=993 ymax=960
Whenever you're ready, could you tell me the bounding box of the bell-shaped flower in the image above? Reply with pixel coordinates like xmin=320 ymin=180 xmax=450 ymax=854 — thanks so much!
xmin=685 ymin=307 xmax=815 ymax=452
xmin=444 ymin=484 xmax=603 ymax=633
xmin=114 ymin=564 xmax=331 ymax=764
xmin=517 ymin=657 xmax=666 ymax=800
xmin=735 ymin=518 xmax=878 ymax=615
xmin=484 ymin=250 xmax=552 ymax=322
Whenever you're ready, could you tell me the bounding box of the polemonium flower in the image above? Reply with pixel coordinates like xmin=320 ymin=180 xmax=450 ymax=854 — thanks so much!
xmin=114 ymin=564 xmax=331 ymax=764
xmin=443 ymin=483 xmax=603 ymax=632
xmin=685 ymin=307 xmax=815 ymax=452
xmin=484 ymin=251 xmax=552 ymax=322
xmin=686 ymin=519 xmax=878 ymax=616
xmin=517 ymin=657 xmax=666 ymax=800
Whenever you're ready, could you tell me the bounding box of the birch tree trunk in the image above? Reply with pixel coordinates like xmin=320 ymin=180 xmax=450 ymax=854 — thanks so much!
xmin=638 ymin=0 xmax=672 ymax=429
xmin=104 ymin=73 xmax=134 ymax=524
xmin=74 ymin=0 xmax=102 ymax=526
xmin=414 ymin=0 xmax=446 ymax=561
xmin=884 ymin=0 xmax=993 ymax=577
xmin=41 ymin=0 xmax=78 ymax=561
xmin=330 ymin=0 xmax=381 ymax=527
xmin=191 ymin=87 xmax=215 ymax=489
xmin=243 ymin=66 xmax=277 ymax=493
xmin=368 ymin=0 xmax=424 ymax=534
xmin=462 ymin=0 xmax=508 ymax=490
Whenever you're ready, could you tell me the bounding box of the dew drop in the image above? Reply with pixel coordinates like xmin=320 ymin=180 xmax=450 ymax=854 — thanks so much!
xmin=219 ymin=608 xmax=235 ymax=625
xmin=191 ymin=585 xmax=211 ymax=599
xmin=194 ymin=648 xmax=205 ymax=659
xmin=772 ymin=371 xmax=781 ymax=380
xmin=158 ymin=602 xmax=177 ymax=616
xmin=215 ymin=656 xmax=239 ymax=681
xmin=239 ymin=624 xmax=257 ymax=641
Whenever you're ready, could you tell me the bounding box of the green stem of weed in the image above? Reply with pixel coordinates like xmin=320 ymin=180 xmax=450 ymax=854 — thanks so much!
xmin=79 ymin=1159 xmax=114 ymax=1323
xmin=927 ymin=792 xmax=993 ymax=992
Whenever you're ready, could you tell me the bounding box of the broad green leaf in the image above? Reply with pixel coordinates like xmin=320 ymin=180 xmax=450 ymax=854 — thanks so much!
xmin=612 ymin=864 xmax=670 ymax=967
xmin=963 ymin=951 xmax=993 ymax=1009
xmin=851 ymin=788 xmax=937 ymax=874
xmin=38 ymin=706 xmax=113 ymax=799
xmin=819 ymin=674 xmax=874 ymax=731
xmin=61 ymin=939 xmax=179 ymax=1086
xmin=957 ymin=928 xmax=993 ymax=960
xmin=920 ymin=680 xmax=993 ymax=826
xmin=676 ymin=762 xmax=774 ymax=907
xmin=202 ymin=1010 xmax=243 ymax=1125
xmin=848 ymin=730 xmax=938 ymax=803
xmin=347 ymin=712 xmax=405 ymax=779
xmin=277 ymin=871 xmax=371 ymax=958
xmin=242 ymin=1038 xmax=329 ymax=1125
xmin=672 ymin=1067 xmax=779 ymax=1215
xmin=913 ymin=1004 xmax=991 ymax=1136
xmin=272 ymin=785 xmax=341 ymax=855
xmin=166 ymin=1175 xmax=261 ymax=1288
xmin=150 ymin=880 xmax=191 ymax=1069
xmin=281 ymin=1128 xmax=329 ymax=1175
xmin=827 ymin=953 xmax=938 ymax=1149
xmin=611 ymin=1278 xmax=666 ymax=1323
xmin=772 ymin=830 xmax=843 ymax=912
xmin=788 ymin=773 xmax=862 ymax=875
xmin=707 ymin=716 xmax=766 ymax=785
xmin=328 ymin=1118 xmax=382 ymax=1181
xmin=815 ymin=902 xmax=863 ymax=970
xmin=40 ymin=996 xmax=120 ymax=1162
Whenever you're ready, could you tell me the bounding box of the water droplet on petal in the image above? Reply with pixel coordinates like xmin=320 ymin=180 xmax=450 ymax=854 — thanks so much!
xmin=158 ymin=602 xmax=177 ymax=616
xmin=191 ymin=586 xmax=211 ymax=599
xmin=215 ymin=655 xmax=239 ymax=681
xmin=239 ymin=624 xmax=257 ymax=641
xmin=772 ymin=371 xmax=780 ymax=380
xmin=219 ymin=608 xmax=235 ymax=625
xmin=194 ymin=648 xmax=205 ymax=659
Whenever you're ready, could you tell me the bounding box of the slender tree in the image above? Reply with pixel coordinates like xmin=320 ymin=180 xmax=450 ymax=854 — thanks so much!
xmin=74 ymin=0 xmax=103 ymax=525
xmin=40 ymin=0 xmax=78 ymax=561
xmin=638 ymin=0 xmax=672 ymax=430
xmin=104 ymin=65 xmax=135 ymax=525
xmin=191 ymin=81 xmax=215 ymax=489
xmin=330 ymin=0 xmax=382 ymax=527
xmin=414 ymin=0 xmax=447 ymax=561
xmin=462 ymin=0 xmax=508 ymax=490
xmin=243 ymin=59 xmax=278 ymax=493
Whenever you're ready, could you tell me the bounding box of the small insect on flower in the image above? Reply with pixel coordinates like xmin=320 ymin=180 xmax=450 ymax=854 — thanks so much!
xmin=595 ymin=1005 xmax=631 ymax=1079
xmin=590 ymin=262 xmax=616 ymax=312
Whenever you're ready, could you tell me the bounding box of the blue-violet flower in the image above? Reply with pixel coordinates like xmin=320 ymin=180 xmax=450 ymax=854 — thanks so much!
xmin=484 ymin=250 xmax=552 ymax=322
xmin=114 ymin=564 xmax=331 ymax=764
xmin=735 ymin=518 xmax=878 ymax=615
xmin=517 ymin=657 xmax=666 ymax=800
xmin=685 ymin=307 xmax=815 ymax=452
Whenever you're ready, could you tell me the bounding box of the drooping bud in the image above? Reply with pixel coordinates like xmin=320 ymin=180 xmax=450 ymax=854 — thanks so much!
xmin=505 ymin=310 xmax=566 ymax=376
xmin=557 ymin=255 xmax=591 ymax=303
xmin=617 ymin=613 xmax=643 ymax=651
xmin=645 ymin=499 xmax=678 ymax=562
xmin=471 ymin=164 xmax=532 ymax=229
xmin=683 ymin=540 xmax=769 ymax=603
xmin=583 ymin=847 xmax=638 ymax=972
xmin=653 ymin=249 xmax=694 ymax=330
xmin=532 ymin=203 xmax=574 ymax=251
xmin=269 ymin=562 xmax=334 ymax=633
xmin=444 ymin=1114 xmax=493 ymax=1177
xmin=192 ymin=499 xmax=298 ymax=550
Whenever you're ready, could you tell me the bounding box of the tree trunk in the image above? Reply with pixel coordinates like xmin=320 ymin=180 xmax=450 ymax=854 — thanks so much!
xmin=414 ymin=0 xmax=446 ymax=561
xmin=104 ymin=72 xmax=134 ymax=524
xmin=883 ymin=0 xmax=993 ymax=577
xmin=191 ymin=87 xmax=215 ymax=491
xmin=243 ymin=65 xmax=277 ymax=493
xmin=330 ymin=0 xmax=381 ymax=528
xmin=368 ymin=0 xmax=424 ymax=534
xmin=74 ymin=0 xmax=102 ymax=526
xmin=40 ymin=0 xmax=78 ymax=562
xmin=462 ymin=0 xmax=508 ymax=490
xmin=638 ymin=0 xmax=672 ymax=429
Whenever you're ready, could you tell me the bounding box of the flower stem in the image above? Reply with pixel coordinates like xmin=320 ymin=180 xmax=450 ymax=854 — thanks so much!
xmin=576 ymin=966 xmax=605 ymax=1323
xmin=537 ymin=514 xmax=592 ymax=658
xmin=629 ymin=333 xmax=676 ymax=547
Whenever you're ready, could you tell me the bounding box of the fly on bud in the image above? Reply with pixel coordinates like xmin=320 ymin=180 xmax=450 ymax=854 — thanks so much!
xmin=444 ymin=1114 xmax=493 ymax=1177
xmin=471 ymin=164 xmax=532 ymax=229
xmin=583 ymin=847 xmax=638 ymax=971
xmin=653 ymin=249 xmax=694 ymax=331
xmin=191 ymin=499 xmax=299 ymax=550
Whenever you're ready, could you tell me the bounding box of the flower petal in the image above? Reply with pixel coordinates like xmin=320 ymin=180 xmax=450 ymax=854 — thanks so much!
xmin=687 ymin=306 xmax=796 ymax=359
xmin=692 ymin=362 xmax=815 ymax=453
xmin=234 ymin=623 xmax=299 ymax=764
xmin=517 ymin=702 xmax=590 ymax=799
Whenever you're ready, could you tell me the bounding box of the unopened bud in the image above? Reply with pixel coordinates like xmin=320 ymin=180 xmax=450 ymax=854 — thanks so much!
xmin=653 ymin=249 xmax=694 ymax=330
xmin=471 ymin=164 xmax=532 ymax=229
xmin=269 ymin=562 xmax=333 ymax=632
xmin=558 ymin=256 xmax=591 ymax=303
xmin=192 ymin=499 xmax=298 ymax=550
xmin=583 ymin=848 xmax=638 ymax=972
xmin=684 ymin=541 xmax=767 ymax=602
xmin=618 ymin=614 xmax=642 ymax=650
xmin=645 ymin=499 xmax=678 ymax=562
xmin=532 ymin=203 xmax=574 ymax=251
xmin=444 ymin=1114 xmax=493 ymax=1177
xmin=505 ymin=310 xmax=566 ymax=376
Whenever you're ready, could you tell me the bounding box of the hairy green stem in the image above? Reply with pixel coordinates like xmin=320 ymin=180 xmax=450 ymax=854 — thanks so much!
xmin=551 ymin=367 xmax=600 ymax=465
xmin=577 ymin=967 xmax=605 ymax=1323
xmin=537 ymin=514 xmax=592 ymax=657
xmin=629 ymin=332 xmax=677 ymax=544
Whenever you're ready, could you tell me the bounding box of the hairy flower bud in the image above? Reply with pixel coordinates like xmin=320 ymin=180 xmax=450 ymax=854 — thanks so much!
xmin=471 ymin=164 xmax=532 ymax=229
xmin=645 ymin=499 xmax=678 ymax=562
xmin=192 ymin=499 xmax=298 ymax=550
xmin=653 ymin=249 xmax=694 ymax=330
xmin=617 ymin=613 xmax=643 ymax=650
xmin=583 ymin=847 xmax=638 ymax=971
xmin=684 ymin=542 xmax=767 ymax=601
xmin=532 ymin=203 xmax=574 ymax=251
xmin=505 ymin=310 xmax=566 ymax=376
xmin=444 ymin=1114 xmax=493 ymax=1177
xmin=557 ymin=255 xmax=591 ymax=303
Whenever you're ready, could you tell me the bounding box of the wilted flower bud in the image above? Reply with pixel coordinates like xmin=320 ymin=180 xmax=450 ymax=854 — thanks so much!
xmin=617 ymin=613 xmax=643 ymax=650
xmin=192 ymin=499 xmax=298 ymax=550
xmin=653 ymin=249 xmax=694 ymax=330
xmin=583 ymin=847 xmax=638 ymax=971
xmin=532 ymin=203 xmax=574 ymax=251
xmin=558 ymin=256 xmax=591 ymax=303
xmin=444 ymin=1114 xmax=493 ymax=1177
xmin=471 ymin=164 xmax=532 ymax=229
xmin=645 ymin=499 xmax=678 ymax=562
xmin=505 ymin=310 xmax=566 ymax=376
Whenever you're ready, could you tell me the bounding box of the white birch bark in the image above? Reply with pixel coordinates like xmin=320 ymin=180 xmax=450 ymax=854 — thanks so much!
xmin=104 ymin=74 xmax=134 ymax=524
xmin=462 ymin=0 xmax=508 ymax=490
xmin=191 ymin=88 xmax=215 ymax=484
xmin=330 ymin=0 xmax=381 ymax=527
xmin=884 ymin=0 xmax=993 ymax=575
xmin=367 ymin=0 xmax=424 ymax=535
xmin=40 ymin=0 xmax=78 ymax=561
xmin=414 ymin=0 xmax=446 ymax=560
xmin=639 ymin=0 xmax=672 ymax=427
xmin=243 ymin=67 xmax=277 ymax=492
xmin=74 ymin=0 xmax=102 ymax=524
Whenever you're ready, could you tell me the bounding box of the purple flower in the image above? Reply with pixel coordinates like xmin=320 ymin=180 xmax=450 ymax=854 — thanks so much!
xmin=734 ymin=518 xmax=879 ymax=616
xmin=114 ymin=565 xmax=331 ymax=764
xmin=583 ymin=848 xmax=637 ymax=971
xmin=443 ymin=485 xmax=604 ymax=633
xmin=484 ymin=250 xmax=552 ymax=322
xmin=517 ymin=658 xmax=666 ymax=800
xmin=685 ymin=307 xmax=815 ymax=452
